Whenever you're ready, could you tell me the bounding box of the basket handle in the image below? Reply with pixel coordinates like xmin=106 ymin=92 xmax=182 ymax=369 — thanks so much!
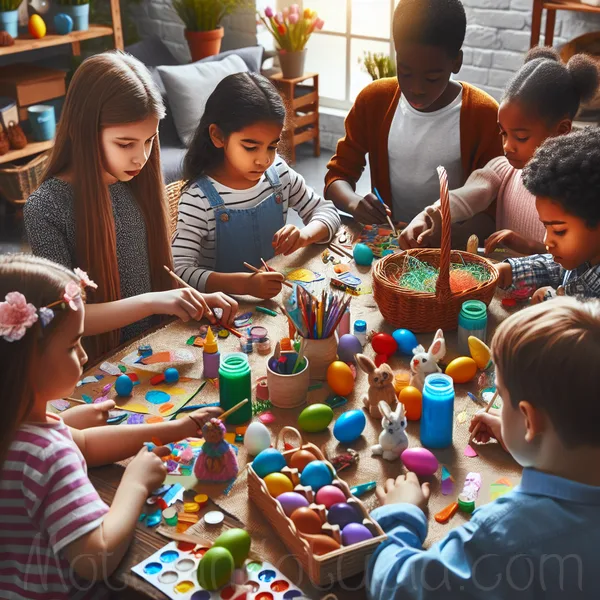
xmin=275 ymin=426 xmax=304 ymax=450
xmin=435 ymin=166 xmax=452 ymax=301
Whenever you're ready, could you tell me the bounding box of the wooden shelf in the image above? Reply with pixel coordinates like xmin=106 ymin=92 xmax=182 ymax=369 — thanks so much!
xmin=0 ymin=25 xmax=114 ymax=57
xmin=0 ymin=139 xmax=53 ymax=165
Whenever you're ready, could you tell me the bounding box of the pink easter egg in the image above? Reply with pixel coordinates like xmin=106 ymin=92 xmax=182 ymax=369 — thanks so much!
xmin=401 ymin=447 xmax=439 ymax=477
xmin=315 ymin=485 xmax=346 ymax=509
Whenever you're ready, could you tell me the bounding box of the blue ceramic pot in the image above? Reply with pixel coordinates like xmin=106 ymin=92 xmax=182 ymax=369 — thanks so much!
xmin=0 ymin=9 xmax=18 ymax=38
xmin=28 ymin=105 xmax=56 ymax=142
xmin=60 ymin=3 xmax=88 ymax=31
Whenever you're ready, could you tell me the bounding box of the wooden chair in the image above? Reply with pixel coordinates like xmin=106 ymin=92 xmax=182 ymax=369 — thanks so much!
xmin=166 ymin=179 xmax=184 ymax=240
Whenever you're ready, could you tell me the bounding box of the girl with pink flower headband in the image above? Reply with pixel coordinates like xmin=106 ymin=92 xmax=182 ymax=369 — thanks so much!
xmin=0 ymin=254 xmax=222 ymax=599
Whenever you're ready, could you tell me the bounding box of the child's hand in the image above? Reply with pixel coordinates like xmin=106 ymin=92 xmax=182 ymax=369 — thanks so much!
xmin=531 ymin=286 xmax=556 ymax=305
xmin=469 ymin=410 xmax=507 ymax=451
xmin=62 ymin=399 xmax=116 ymax=430
xmin=150 ymin=288 xmax=215 ymax=323
xmin=202 ymin=292 xmax=238 ymax=326
xmin=247 ymin=271 xmax=284 ymax=299
xmin=123 ymin=446 xmax=168 ymax=494
xmin=350 ymin=193 xmax=389 ymax=225
xmin=272 ymin=225 xmax=308 ymax=256
xmin=376 ymin=472 xmax=431 ymax=512
xmin=399 ymin=207 xmax=440 ymax=250
xmin=496 ymin=262 xmax=513 ymax=289
xmin=184 ymin=406 xmax=223 ymax=437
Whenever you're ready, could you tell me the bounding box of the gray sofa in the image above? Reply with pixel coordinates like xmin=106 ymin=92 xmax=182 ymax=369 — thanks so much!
xmin=125 ymin=37 xmax=264 ymax=183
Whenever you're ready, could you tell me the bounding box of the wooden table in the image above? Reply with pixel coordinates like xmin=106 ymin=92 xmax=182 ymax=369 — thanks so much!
xmin=81 ymin=229 xmax=522 ymax=599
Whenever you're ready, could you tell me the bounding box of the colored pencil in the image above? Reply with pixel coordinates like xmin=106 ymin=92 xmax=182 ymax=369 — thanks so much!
xmin=243 ymin=262 xmax=294 ymax=288
xmin=373 ymin=187 xmax=398 ymax=235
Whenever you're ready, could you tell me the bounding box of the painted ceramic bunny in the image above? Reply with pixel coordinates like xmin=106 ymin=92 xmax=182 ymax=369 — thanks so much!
xmin=356 ymin=353 xmax=397 ymax=418
xmin=371 ymin=401 xmax=409 ymax=461
xmin=409 ymin=329 xmax=446 ymax=391
xmin=193 ymin=418 xmax=239 ymax=482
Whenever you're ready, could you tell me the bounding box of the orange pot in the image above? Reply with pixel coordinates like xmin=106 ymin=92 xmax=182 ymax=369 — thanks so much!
xmin=185 ymin=27 xmax=224 ymax=62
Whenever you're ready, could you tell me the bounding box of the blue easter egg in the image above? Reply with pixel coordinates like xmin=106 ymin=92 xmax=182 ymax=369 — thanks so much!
xmin=115 ymin=374 xmax=133 ymax=397
xmin=392 ymin=328 xmax=419 ymax=355
xmin=333 ymin=410 xmax=366 ymax=444
xmin=54 ymin=13 xmax=73 ymax=35
xmin=252 ymin=448 xmax=286 ymax=479
xmin=164 ymin=367 xmax=179 ymax=383
xmin=353 ymin=243 xmax=374 ymax=267
xmin=300 ymin=460 xmax=333 ymax=491
xmin=337 ymin=334 xmax=363 ymax=364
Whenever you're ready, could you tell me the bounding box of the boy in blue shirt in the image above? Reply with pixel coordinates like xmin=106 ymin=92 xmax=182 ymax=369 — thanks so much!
xmin=368 ymin=297 xmax=600 ymax=599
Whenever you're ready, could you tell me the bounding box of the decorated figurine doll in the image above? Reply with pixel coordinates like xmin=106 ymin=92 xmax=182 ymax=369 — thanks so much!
xmin=193 ymin=417 xmax=239 ymax=482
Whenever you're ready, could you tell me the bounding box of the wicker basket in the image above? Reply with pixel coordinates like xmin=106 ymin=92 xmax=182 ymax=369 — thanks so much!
xmin=248 ymin=427 xmax=387 ymax=586
xmin=166 ymin=179 xmax=184 ymax=240
xmin=0 ymin=151 xmax=49 ymax=204
xmin=373 ymin=166 xmax=498 ymax=332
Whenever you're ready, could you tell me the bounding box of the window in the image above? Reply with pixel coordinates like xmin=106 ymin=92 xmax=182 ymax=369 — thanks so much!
xmin=302 ymin=0 xmax=398 ymax=109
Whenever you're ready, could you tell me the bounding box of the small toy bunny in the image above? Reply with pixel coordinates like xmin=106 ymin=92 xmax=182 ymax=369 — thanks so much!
xmin=409 ymin=329 xmax=446 ymax=391
xmin=193 ymin=417 xmax=239 ymax=483
xmin=371 ymin=401 xmax=409 ymax=461
xmin=356 ymin=353 xmax=397 ymax=418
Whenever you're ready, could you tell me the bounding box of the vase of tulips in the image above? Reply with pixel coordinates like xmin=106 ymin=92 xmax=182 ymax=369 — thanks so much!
xmin=258 ymin=4 xmax=324 ymax=79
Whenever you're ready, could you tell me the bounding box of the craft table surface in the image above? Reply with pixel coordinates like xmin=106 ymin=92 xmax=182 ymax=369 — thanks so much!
xmin=81 ymin=227 xmax=523 ymax=600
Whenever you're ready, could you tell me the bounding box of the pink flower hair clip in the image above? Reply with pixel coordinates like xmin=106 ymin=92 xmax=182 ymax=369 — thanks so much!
xmin=0 ymin=292 xmax=39 ymax=342
xmin=47 ymin=268 xmax=97 ymax=312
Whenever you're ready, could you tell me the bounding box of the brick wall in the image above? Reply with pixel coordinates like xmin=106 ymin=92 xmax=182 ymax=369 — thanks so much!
xmin=459 ymin=0 xmax=600 ymax=100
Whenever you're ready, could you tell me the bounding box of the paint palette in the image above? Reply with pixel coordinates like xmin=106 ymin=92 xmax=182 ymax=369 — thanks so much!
xmin=133 ymin=541 xmax=306 ymax=600
xmin=355 ymin=225 xmax=401 ymax=258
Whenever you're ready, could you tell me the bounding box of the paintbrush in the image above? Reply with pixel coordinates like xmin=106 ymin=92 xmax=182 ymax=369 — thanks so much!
xmin=468 ymin=389 xmax=499 ymax=445
xmin=219 ymin=398 xmax=249 ymax=421
xmin=329 ymin=241 xmax=353 ymax=259
xmin=373 ymin=187 xmax=398 ymax=235
xmin=243 ymin=262 xmax=293 ymax=288
xmin=65 ymin=396 xmax=88 ymax=405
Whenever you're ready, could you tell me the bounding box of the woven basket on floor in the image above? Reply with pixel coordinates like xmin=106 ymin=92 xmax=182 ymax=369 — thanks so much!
xmin=0 ymin=151 xmax=49 ymax=204
xmin=373 ymin=166 xmax=498 ymax=332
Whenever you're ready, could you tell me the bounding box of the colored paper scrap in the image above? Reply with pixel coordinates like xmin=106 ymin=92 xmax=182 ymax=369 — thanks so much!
xmin=490 ymin=477 xmax=513 ymax=501
xmin=163 ymin=483 xmax=185 ymax=506
xmin=99 ymin=361 xmax=121 ymax=376
xmin=441 ymin=478 xmax=455 ymax=496
xmin=127 ymin=413 xmax=145 ymax=425
xmin=456 ymin=410 xmax=468 ymax=424
xmin=141 ymin=349 xmax=195 ymax=365
xmin=50 ymin=399 xmax=70 ymax=411
xmin=78 ymin=376 xmax=100 ymax=386
xmin=186 ymin=336 xmax=196 ymax=345
xmin=145 ymin=390 xmax=171 ymax=405
xmin=258 ymin=411 xmax=276 ymax=424
xmin=441 ymin=466 xmax=453 ymax=481
xmin=464 ymin=444 xmax=478 ymax=458
xmin=159 ymin=403 xmax=175 ymax=414
xmin=82 ymin=394 xmax=93 ymax=404
xmin=116 ymin=403 xmax=149 ymax=414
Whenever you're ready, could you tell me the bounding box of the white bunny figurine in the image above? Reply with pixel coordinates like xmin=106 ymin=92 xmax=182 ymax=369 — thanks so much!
xmin=409 ymin=328 xmax=446 ymax=391
xmin=371 ymin=401 xmax=409 ymax=461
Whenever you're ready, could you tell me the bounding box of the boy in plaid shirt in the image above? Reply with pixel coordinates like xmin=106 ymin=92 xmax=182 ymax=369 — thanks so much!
xmin=496 ymin=127 xmax=600 ymax=302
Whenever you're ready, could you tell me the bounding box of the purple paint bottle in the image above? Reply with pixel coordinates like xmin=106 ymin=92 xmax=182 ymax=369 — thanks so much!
xmin=202 ymin=327 xmax=220 ymax=379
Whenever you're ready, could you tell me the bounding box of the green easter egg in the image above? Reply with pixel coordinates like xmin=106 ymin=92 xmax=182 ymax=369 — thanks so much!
xmin=298 ymin=403 xmax=334 ymax=433
xmin=214 ymin=529 xmax=251 ymax=568
xmin=197 ymin=547 xmax=234 ymax=591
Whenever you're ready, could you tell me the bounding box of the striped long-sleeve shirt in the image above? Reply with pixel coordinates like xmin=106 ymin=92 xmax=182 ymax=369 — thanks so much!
xmin=0 ymin=413 xmax=109 ymax=599
xmin=172 ymin=157 xmax=341 ymax=292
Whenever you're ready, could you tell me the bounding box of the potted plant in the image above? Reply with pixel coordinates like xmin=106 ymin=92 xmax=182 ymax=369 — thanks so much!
xmin=359 ymin=51 xmax=396 ymax=81
xmin=0 ymin=0 xmax=22 ymax=38
xmin=258 ymin=4 xmax=324 ymax=79
xmin=56 ymin=0 xmax=90 ymax=32
xmin=172 ymin=0 xmax=252 ymax=62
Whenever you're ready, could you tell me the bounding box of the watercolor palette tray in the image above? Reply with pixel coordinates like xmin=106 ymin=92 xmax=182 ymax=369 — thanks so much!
xmin=133 ymin=541 xmax=306 ymax=600
xmin=355 ymin=224 xmax=401 ymax=258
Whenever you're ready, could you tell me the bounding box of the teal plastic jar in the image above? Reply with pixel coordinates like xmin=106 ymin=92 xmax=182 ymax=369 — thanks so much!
xmin=218 ymin=353 xmax=252 ymax=424
xmin=420 ymin=373 xmax=455 ymax=449
xmin=457 ymin=300 xmax=487 ymax=356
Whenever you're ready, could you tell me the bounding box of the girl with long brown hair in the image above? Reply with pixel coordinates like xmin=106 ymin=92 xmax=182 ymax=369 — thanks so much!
xmin=24 ymin=51 xmax=237 ymax=359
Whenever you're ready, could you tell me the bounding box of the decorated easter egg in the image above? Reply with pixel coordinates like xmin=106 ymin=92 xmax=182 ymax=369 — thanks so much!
xmin=302 ymin=533 xmax=341 ymax=556
xmin=445 ymin=356 xmax=478 ymax=383
xmin=298 ymin=404 xmax=333 ymax=433
xmin=28 ymin=14 xmax=46 ymax=39
xmin=251 ymin=448 xmax=286 ymax=478
xmin=300 ymin=460 xmax=333 ymax=491
xmin=371 ymin=332 xmax=398 ymax=356
xmin=333 ymin=409 xmax=366 ymax=444
xmin=315 ymin=485 xmax=346 ymax=509
xmin=327 ymin=361 xmax=354 ymax=396
xmin=468 ymin=336 xmax=492 ymax=369
xmin=290 ymin=507 xmax=323 ymax=534
xmin=341 ymin=523 xmax=374 ymax=546
xmin=399 ymin=386 xmax=422 ymax=421
xmin=197 ymin=546 xmax=234 ymax=590
xmin=401 ymin=447 xmax=439 ymax=477
xmin=115 ymin=374 xmax=133 ymax=396
xmin=289 ymin=449 xmax=318 ymax=472
xmin=392 ymin=329 xmax=419 ymax=355
xmin=54 ymin=13 xmax=73 ymax=35
xmin=213 ymin=529 xmax=251 ymax=568
xmin=337 ymin=334 xmax=363 ymax=363
xmin=243 ymin=422 xmax=271 ymax=456
xmin=327 ymin=502 xmax=363 ymax=529
xmin=276 ymin=492 xmax=310 ymax=517
xmin=353 ymin=243 xmax=374 ymax=266
xmin=264 ymin=473 xmax=293 ymax=497
xmin=164 ymin=367 xmax=179 ymax=383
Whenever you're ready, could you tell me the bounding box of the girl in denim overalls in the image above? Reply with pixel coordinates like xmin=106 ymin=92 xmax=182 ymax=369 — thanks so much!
xmin=172 ymin=72 xmax=341 ymax=300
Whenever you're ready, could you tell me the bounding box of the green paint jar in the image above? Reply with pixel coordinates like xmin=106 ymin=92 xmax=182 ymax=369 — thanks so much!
xmin=219 ymin=352 xmax=252 ymax=424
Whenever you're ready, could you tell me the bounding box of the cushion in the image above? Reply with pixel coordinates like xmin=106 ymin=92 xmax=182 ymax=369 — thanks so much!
xmin=157 ymin=54 xmax=248 ymax=146
xmin=125 ymin=36 xmax=179 ymax=68
xmin=198 ymin=45 xmax=263 ymax=73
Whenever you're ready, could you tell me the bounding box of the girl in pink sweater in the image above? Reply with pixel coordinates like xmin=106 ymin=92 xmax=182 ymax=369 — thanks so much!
xmin=400 ymin=47 xmax=599 ymax=254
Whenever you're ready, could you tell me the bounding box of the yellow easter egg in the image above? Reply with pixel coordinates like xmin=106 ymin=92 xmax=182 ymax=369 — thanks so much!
xmin=468 ymin=336 xmax=492 ymax=370
xmin=326 ymin=361 xmax=354 ymax=396
xmin=264 ymin=472 xmax=293 ymax=497
xmin=445 ymin=356 xmax=478 ymax=384
xmin=28 ymin=14 xmax=46 ymax=39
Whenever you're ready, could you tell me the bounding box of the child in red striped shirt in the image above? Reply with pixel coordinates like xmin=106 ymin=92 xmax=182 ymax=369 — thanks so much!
xmin=0 ymin=254 xmax=221 ymax=600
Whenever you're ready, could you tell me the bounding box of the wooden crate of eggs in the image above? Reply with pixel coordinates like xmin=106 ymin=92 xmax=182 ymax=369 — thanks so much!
xmin=248 ymin=428 xmax=386 ymax=585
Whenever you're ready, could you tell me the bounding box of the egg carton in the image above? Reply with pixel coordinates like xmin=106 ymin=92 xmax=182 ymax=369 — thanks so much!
xmin=248 ymin=429 xmax=387 ymax=586
xmin=132 ymin=541 xmax=306 ymax=600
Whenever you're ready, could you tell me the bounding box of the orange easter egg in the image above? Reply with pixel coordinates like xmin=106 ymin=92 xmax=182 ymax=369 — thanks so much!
xmin=28 ymin=14 xmax=46 ymax=39
xmin=326 ymin=361 xmax=354 ymax=396
xmin=290 ymin=507 xmax=323 ymax=535
xmin=289 ymin=449 xmax=318 ymax=472
xmin=302 ymin=533 xmax=341 ymax=556
xmin=399 ymin=386 xmax=422 ymax=421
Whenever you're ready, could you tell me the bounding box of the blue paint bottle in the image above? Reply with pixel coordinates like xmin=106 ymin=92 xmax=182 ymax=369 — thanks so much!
xmin=420 ymin=373 xmax=454 ymax=449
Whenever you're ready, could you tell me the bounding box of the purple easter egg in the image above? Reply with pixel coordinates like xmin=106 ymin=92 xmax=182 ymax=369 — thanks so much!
xmin=337 ymin=334 xmax=363 ymax=364
xmin=277 ymin=492 xmax=310 ymax=517
xmin=327 ymin=502 xmax=362 ymax=529
xmin=341 ymin=523 xmax=374 ymax=546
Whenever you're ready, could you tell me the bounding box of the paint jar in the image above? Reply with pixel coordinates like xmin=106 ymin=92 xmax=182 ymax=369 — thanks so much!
xmin=393 ymin=371 xmax=411 ymax=395
xmin=255 ymin=338 xmax=272 ymax=355
xmin=239 ymin=334 xmax=253 ymax=354
xmin=219 ymin=353 xmax=252 ymax=424
xmin=302 ymin=335 xmax=338 ymax=380
xmin=420 ymin=373 xmax=454 ymax=449
xmin=457 ymin=300 xmax=487 ymax=356
xmin=353 ymin=319 xmax=367 ymax=347
xmin=28 ymin=105 xmax=56 ymax=142
xmin=267 ymin=357 xmax=310 ymax=408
